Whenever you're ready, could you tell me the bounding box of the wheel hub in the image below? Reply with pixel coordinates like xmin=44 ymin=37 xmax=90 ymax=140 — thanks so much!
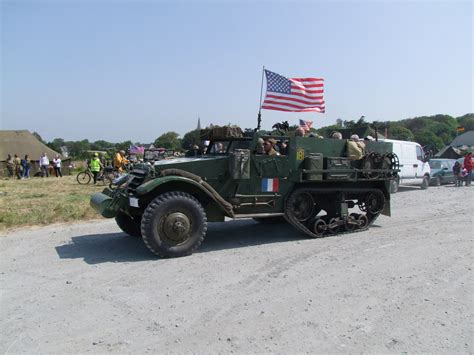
xmin=163 ymin=212 xmax=191 ymax=242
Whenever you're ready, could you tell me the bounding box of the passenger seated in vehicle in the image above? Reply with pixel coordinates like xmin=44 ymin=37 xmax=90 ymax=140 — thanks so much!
xmin=331 ymin=131 xmax=343 ymax=139
xmin=255 ymin=138 xmax=265 ymax=154
xmin=185 ymin=145 xmax=201 ymax=157
xmin=295 ymin=127 xmax=305 ymax=137
xmin=347 ymin=134 xmax=365 ymax=160
xmin=279 ymin=141 xmax=289 ymax=155
xmin=264 ymin=138 xmax=280 ymax=156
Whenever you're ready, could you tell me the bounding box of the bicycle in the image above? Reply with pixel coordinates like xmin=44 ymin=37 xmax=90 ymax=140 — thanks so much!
xmin=76 ymin=167 xmax=114 ymax=185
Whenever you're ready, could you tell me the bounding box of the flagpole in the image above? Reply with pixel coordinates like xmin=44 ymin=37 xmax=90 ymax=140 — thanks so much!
xmin=256 ymin=66 xmax=265 ymax=131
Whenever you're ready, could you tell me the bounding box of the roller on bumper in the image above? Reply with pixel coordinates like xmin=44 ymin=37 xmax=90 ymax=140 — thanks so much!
xmin=90 ymin=192 xmax=119 ymax=218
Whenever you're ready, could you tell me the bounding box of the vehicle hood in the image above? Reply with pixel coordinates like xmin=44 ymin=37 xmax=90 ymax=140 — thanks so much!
xmin=154 ymin=156 xmax=226 ymax=166
xmin=153 ymin=155 xmax=228 ymax=179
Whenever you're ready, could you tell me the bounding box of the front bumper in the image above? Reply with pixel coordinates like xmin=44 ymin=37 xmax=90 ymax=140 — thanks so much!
xmin=90 ymin=188 xmax=128 ymax=218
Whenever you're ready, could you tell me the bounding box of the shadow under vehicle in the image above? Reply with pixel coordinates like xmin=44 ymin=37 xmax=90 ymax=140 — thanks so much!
xmin=91 ymin=126 xmax=399 ymax=258
xmin=429 ymin=158 xmax=457 ymax=186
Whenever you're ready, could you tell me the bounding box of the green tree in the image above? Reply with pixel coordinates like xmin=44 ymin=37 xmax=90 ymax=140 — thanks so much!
xmin=47 ymin=138 xmax=65 ymax=153
xmin=115 ymin=141 xmax=133 ymax=153
xmin=32 ymin=131 xmax=46 ymax=144
xmin=154 ymin=132 xmax=181 ymax=150
xmin=66 ymin=139 xmax=90 ymax=159
xmin=388 ymin=126 xmax=414 ymax=141
xmin=457 ymin=113 xmax=474 ymax=131
xmin=181 ymin=129 xmax=202 ymax=150
xmin=414 ymin=130 xmax=444 ymax=151
xmin=91 ymin=140 xmax=114 ymax=151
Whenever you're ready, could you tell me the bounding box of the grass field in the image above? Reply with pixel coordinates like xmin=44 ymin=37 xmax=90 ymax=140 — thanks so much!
xmin=0 ymin=174 xmax=107 ymax=231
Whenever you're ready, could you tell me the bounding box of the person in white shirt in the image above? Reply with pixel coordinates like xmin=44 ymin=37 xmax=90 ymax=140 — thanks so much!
xmin=40 ymin=152 xmax=50 ymax=177
xmin=52 ymin=155 xmax=62 ymax=177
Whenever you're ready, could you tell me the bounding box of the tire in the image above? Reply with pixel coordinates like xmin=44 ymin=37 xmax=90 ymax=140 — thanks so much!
xmin=141 ymin=191 xmax=207 ymax=258
xmin=420 ymin=175 xmax=430 ymax=190
xmin=76 ymin=171 xmax=91 ymax=184
xmin=390 ymin=179 xmax=399 ymax=193
xmin=253 ymin=216 xmax=286 ymax=224
xmin=100 ymin=173 xmax=113 ymax=186
xmin=435 ymin=176 xmax=442 ymax=186
xmin=115 ymin=211 xmax=142 ymax=238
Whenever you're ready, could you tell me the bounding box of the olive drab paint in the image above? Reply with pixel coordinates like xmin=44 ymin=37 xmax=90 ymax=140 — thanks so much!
xmin=91 ymin=127 xmax=399 ymax=257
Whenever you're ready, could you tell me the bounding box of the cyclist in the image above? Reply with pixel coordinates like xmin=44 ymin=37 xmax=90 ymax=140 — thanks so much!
xmin=114 ymin=150 xmax=129 ymax=174
xmin=90 ymin=153 xmax=103 ymax=184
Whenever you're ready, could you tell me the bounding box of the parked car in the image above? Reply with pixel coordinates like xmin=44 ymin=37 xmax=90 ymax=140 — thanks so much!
xmin=429 ymin=158 xmax=456 ymax=186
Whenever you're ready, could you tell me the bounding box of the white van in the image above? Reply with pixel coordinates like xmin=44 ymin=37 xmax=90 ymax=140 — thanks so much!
xmin=380 ymin=139 xmax=431 ymax=193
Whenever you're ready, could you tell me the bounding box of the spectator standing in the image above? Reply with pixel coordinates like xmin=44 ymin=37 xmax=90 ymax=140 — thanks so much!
xmin=452 ymin=161 xmax=462 ymax=187
xmin=6 ymin=154 xmax=14 ymax=179
xmin=52 ymin=155 xmax=63 ymax=177
xmin=463 ymin=152 xmax=472 ymax=186
xmin=40 ymin=153 xmax=50 ymax=177
xmin=21 ymin=155 xmax=31 ymax=179
xmin=13 ymin=154 xmax=22 ymax=179
xmin=90 ymin=153 xmax=102 ymax=184
xmin=113 ymin=150 xmax=129 ymax=174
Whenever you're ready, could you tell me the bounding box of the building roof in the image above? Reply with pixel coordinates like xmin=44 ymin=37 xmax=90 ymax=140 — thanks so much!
xmin=450 ymin=130 xmax=474 ymax=148
xmin=0 ymin=130 xmax=63 ymax=161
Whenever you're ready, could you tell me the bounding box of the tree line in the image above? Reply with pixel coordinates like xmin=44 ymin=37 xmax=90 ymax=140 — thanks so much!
xmin=38 ymin=113 xmax=473 ymax=159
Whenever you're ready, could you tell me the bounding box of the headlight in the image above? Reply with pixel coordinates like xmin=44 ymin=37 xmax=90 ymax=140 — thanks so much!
xmin=112 ymin=173 xmax=130 ymax=186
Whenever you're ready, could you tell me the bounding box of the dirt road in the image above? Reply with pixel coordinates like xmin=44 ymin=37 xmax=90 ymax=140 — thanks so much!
xmin=1 ymin=185 xmax=472 ymax=353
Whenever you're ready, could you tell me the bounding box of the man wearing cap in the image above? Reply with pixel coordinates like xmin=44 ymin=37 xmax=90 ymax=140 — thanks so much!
xmin=114 ymin=150 xmax=129 ymax=173
xmin=90 ymin=153 xmax=103 ymax=184
xmin=264 ymin=138 xmax=279 ymax=156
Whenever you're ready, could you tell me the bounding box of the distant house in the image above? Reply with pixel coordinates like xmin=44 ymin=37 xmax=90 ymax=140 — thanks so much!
xmin=142 ymin=143 xmax=155 ymax=150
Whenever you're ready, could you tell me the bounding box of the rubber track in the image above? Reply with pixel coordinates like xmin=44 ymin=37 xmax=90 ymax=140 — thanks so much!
xmin=284 ymin=187 xmax=383 ymax=238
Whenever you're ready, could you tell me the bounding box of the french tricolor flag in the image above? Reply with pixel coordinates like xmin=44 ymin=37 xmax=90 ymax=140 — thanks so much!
xmin=261 ymin=178 xmax=279 ymax=192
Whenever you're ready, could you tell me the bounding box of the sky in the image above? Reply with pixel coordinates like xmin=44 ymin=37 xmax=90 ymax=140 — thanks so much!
xmin=1 ymin=0 xmax=473 ymax=143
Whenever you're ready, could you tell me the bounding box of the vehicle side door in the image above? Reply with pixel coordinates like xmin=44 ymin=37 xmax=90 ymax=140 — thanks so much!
xmin=415 ymin=145 xmax=429 ymax=181
xmin=402 ymin=143 xmax=418 ymax=182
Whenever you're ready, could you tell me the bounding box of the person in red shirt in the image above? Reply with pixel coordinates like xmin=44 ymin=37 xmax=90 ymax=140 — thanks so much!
xmin=463 ymin=152 xmax=472 ymax=186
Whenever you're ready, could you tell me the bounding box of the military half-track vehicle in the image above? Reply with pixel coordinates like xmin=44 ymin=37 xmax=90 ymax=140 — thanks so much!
xmin=91 ymin=127 xmax=399 ymax=258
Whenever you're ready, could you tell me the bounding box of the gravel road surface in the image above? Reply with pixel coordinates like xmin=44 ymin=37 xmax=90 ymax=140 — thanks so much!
xmin=1 ymin=185 xmax=473 ymax=353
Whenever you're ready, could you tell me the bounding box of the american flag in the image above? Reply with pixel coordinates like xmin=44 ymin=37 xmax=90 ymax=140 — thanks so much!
xmin=262 ymin=70 xmax=325 ymax=112
xmin=299 ymin=119 xmax=313 ymax=131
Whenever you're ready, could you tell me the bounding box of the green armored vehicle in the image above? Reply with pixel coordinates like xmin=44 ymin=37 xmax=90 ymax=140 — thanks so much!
xmin=91 ymin=127 xmax=398 ymax=258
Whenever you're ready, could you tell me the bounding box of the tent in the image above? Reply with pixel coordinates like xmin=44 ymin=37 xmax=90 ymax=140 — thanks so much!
xmin=0 ymin=130 xmax=70 ymax=177
xmin=435 ymin=145 xmax=463 ymax=159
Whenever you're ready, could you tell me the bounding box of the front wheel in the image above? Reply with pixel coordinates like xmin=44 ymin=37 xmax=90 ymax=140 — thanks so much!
xmin=115 ymin=211 xmax=142 ymax=237
xmin=141 ymin=192 xmax=207 ymax=258
xmin=420 ymin=175 xmax=430 ymax=190
xmin=76 ymin=171 xmax=91 ymax=184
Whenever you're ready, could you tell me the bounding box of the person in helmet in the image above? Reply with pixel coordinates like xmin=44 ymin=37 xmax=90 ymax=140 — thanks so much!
xmin=113 ymin=149 xmax=129 ymax=174
xmin=90 ymin=152 xmax=103 ymax=184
